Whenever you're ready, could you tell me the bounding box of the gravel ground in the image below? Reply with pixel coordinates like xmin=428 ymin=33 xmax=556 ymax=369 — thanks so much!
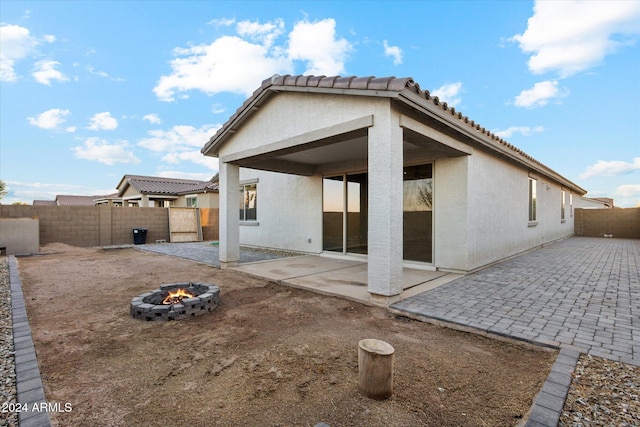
xmin=560 ymin=354 xmax=639 ymax=427
xmin=0 ymin=257 xmax=19 ymax=427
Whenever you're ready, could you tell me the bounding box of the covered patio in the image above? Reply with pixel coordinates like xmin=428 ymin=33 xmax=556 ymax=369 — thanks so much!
xmin=202 ymin=75 xmax=472 ymax=305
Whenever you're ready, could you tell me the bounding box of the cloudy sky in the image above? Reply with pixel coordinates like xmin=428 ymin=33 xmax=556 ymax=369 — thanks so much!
xmin=1 ymin=0 xmax=639 ymax=206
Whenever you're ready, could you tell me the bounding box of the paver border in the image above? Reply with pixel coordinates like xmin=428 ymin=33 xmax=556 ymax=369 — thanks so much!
xmin=9 ymin=255 xmax=52 ymax=427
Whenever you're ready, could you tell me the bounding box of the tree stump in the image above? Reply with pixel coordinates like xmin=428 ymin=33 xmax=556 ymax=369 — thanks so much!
xmin=358 ymin=338 xmax=394 ymax=400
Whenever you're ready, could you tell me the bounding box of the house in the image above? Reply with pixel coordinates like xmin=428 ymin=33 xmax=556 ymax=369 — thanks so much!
xmin=33 ymin=195 xmax=101 ymax=206
xmin=201 ymin=74 xmax=606 ymax=303
xmin=116 ymin=174 xmax=219 ymax=208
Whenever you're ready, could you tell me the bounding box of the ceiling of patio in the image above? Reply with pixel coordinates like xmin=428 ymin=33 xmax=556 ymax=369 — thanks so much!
xmin=234 ymin=128 xmax=469 ymax=176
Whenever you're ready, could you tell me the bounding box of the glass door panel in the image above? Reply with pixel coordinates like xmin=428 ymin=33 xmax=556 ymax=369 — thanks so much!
xmin=322 ymin=176 xmax=344 ymax=252
xmin=403 ymin=164 xmax=433 ymax=263
xmin=346 ymin=173 xmax=368 ymax=254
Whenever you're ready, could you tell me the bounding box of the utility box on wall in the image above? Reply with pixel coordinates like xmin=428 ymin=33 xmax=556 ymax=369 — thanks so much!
xmin=0 ymin=217 xmax=40 ymax=255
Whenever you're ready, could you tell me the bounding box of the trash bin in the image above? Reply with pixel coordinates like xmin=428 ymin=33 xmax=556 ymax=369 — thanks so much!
xmin=133 ymin=228 xmax=148 ymax=245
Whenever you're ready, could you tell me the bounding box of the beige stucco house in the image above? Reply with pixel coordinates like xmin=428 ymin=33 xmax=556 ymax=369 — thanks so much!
xmin=202 ymin=74 xmax=606 ymax=303
xmin=116 ymin=174 xmax=219 ymax=208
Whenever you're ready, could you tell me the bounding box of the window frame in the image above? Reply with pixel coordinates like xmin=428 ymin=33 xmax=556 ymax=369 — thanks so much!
xmin=528 ymin=177 xmax=537 ymax=225
xmin=239 ymin=179 xmax=258 ymax=225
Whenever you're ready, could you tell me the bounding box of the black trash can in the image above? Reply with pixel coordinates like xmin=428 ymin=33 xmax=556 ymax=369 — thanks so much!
xmin=133 ymin=228 xmax=148 ymax=245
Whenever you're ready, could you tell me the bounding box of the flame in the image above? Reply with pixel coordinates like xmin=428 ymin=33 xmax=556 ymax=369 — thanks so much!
xmin=162 ymin=288 xmax=196 ymax=305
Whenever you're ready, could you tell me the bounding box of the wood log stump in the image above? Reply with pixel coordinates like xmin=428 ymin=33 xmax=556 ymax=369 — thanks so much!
xmin=358 ymin=338 xmax=394 ymax=400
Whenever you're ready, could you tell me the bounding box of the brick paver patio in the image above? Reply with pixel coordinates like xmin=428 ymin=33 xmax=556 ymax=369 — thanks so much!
xmin=392 ymin=237 xmax=640 ymax=366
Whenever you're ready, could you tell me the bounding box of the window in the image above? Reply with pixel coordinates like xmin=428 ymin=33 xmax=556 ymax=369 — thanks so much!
xmin=186 ymin=196 xmax=198 ymax=207
xmin=239 ymin=183 xmax=257 ymax=221
xmin=570 ymin=193 xmax=573 ymax=217
xmin=561 ymin=190 xmax=566 ymax=221
xmin=528 ymin=177 xmax=537 ymax=222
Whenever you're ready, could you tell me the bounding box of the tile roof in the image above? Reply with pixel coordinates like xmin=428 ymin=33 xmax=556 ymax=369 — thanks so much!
xmin=32 ymin=200 xmax=57 ymax=206
xmin=202 ymin=74 xmax=586 ymax=194
xmin=118 ymin=175 xmax=218 ymax=197
xmin=55 ymin=195 xmax=99 ymax=206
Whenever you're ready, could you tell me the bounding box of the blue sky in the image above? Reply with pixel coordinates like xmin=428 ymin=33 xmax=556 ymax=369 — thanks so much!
xmin=1 ymin=0 xmax=639 ymax=206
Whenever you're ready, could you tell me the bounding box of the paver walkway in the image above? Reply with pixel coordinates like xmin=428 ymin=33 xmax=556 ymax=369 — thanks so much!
xmin=392 ymin=237 xmax=640 ymax=366
xmin=135 ymin=241 xmax=292 ymax=267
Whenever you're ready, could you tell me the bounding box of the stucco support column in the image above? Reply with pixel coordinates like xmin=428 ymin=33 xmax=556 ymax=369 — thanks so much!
xmin=140 ymin=194 xmax=149 ymax=207
xmin=219 ymin=162 xmax=240 ymax=268
xmin=367 ymin=112 xmax=403 ymax=302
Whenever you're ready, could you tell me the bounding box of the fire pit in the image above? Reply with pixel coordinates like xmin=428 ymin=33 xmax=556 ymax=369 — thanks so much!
xmin=130 ymin=282 xmax=220 ymax=321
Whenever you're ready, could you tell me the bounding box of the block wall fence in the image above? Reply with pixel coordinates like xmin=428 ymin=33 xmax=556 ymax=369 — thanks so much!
xmin=0 ymin=205 xmax=219 ymax=247
xmin=574 ymin=207 xmax=640 ymax=239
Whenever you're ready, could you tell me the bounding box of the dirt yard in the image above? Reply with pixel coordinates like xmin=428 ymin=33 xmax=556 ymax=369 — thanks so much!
xmin=16 ymin=243 xmax=557 ymax=426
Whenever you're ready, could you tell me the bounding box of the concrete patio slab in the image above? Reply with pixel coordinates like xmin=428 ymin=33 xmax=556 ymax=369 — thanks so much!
xmin=233 ymin=255 xmax=457 ymax=304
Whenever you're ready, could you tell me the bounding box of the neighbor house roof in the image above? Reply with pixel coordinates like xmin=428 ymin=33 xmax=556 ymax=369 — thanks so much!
xmin=32 ymin=200 xmax=57 ymax=206
xmin=202 ymin=74 xmax=586 ymax=195
xmin=55 ymin=195 xmax=99 ymax=206
xmin=117 ymin=174 xmax=219 ymax=197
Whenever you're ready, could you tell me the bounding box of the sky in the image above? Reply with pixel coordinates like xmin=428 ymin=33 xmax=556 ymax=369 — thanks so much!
xmin=1 ymin=0 xmax=639 ymax=207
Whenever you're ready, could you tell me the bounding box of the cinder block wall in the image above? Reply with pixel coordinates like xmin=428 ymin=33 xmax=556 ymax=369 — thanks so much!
xmin=0 ymin=205 xmax=173 ymax=246
xmin=575 ymin=208 xmax=640 ymax=238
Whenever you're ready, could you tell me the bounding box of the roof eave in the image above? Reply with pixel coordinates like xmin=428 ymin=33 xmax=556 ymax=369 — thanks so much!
xmin=396 ymin=90 xmax=587 ymax=195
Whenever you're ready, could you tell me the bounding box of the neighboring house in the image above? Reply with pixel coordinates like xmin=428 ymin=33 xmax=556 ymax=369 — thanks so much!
xmin=33 ymin=195 xmax=100 ymax=206
xmin=202 ymin=74 xmax=608 ymax=302
xmin=116 ymin=174 xmax=219 ymax=208
xmin=94 ymin=193 xmax=123 ymax=206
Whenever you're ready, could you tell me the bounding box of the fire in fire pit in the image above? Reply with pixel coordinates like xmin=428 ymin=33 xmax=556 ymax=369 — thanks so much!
xmin=130 ymin=282 xmax=220 ymax=321
xmin=162 ymin=288 xmax=195 ymax=305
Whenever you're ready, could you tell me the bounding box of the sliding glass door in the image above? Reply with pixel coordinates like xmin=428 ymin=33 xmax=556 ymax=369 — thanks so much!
xmin=323 ymin=173 xmax=368 ymax=254
xmin=323 ymin=164 xmax=432 ymax=263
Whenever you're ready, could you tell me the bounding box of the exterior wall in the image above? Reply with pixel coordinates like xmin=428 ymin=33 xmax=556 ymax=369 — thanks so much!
xmin=0 ymin=218 xmax=39 ymax=255
xmin=433 ymin=156 xmax=469 ymax=271
xmin=198 ymin=192 xmax=219 ymax=209
xmin=575 ymin=207 xmax=640 ymax=238
xmin=0 ymin=205 xmax=171 ymax=247
xmin=458 ymin=149 xmax=577 ymax=272
xmin=217 ymin=92 xmax=387 ymax=159
xmin=238 ymin=169 xmax=322 ymax=253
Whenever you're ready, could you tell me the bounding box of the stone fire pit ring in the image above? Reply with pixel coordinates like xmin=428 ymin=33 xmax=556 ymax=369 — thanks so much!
xmin=130 ymin=282 xmax=220 ymax=321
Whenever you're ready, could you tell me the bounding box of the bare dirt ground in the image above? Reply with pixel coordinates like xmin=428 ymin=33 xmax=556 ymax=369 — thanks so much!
xmin=16 ymin=243 xmax=557 ymax=427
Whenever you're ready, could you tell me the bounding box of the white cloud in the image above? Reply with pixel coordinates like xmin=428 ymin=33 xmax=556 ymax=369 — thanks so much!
xmin=138 ymin=124 xmax=220 ymax=170
xmin=153 ymin=18 xmax=353 ymax=101
xmin=579 ymin=157 xmax=640 ymax=179
xmin=512 ymin=1 xmax=640 ymax=77
xmin=87 ymin=112 xmax=118 ymax=131
xmin=431 ymin=82 xmax=463 ymax=108
xmin=3 ymin=180 xmax=98 ymax=204
xmin=154 ymin=35 xmax=289 ymax=101
xmin=32 ymin=60 xmax=68 ymax=85
xmin=27 ymin=108 xmax=72 ymax=130
xmin=161 ymin=150 xmax=219 ymax=170
xmin=143 ymin=113 xmax=162 ymax=124
xmin=288 ymin=18 xmax=351 ymax=75
xmin=0 ymin=24 xmax=38 ymax=81
xmin=72 ymin=137 xmax=140 ymax=165
xmin=138 ymin=124 xmax=218 ymax=152
xmin=513 ymin=80 xmax=568 ymax=108
xmin=612 ymin=184 xmax=640 ymax=207
xmin=237 ymin=18 xmax=285 ymax=48
xmin=156 ymin=170 xmax=216 ymax=181
xmin=383 ymin=40 xmax=402 ymax=65
xmin=494 ymin=125 xmax=544 ymax=138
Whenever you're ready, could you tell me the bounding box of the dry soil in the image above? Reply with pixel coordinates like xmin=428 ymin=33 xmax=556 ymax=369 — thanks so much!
xmin=16 ymin=243 xmax=557 ymax=426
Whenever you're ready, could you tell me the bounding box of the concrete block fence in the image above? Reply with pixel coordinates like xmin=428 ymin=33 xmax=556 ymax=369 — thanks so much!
xmin=0 ymin=205 xmax=220 ymax=248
